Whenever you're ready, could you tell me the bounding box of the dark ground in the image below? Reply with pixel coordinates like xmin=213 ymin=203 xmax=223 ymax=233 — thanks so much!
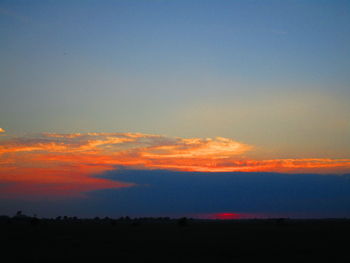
xmin=1 ymin=217 xmax=349 ymax=262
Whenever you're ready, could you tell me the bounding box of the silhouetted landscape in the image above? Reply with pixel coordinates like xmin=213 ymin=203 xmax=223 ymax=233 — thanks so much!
xmin=1 ymin=212 xmax=349 ymax=262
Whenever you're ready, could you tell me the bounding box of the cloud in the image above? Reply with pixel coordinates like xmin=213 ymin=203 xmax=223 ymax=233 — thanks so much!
xmin=0 ymin=132 xmax=250 ymax=198
xmin=81 ymin=169 xmax=350 ymax=218
xmin=0 ymin=128 xmax=5 ymax=133
xmin=0 ymin=132 xmax=350 ymax=198
xmin=2 ymin=169 xmax=350 ymax=218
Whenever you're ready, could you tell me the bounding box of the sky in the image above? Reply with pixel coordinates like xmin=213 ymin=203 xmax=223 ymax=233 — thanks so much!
xmin=0 ymin=0 xmax=350 ymax=218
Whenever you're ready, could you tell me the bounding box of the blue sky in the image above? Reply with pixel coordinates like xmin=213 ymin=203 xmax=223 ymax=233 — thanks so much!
xmin=1 ymin=1 xmax=349 ymax=149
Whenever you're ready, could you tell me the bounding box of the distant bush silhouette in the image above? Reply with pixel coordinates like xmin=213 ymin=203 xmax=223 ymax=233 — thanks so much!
xmin=13 ymin=210 xmax=29 ymax=220
xmin=131 ymin=221 xmax=141 ymax=227
xmin=177 ymin=217 xmax=188 ymax=227
xmin=30 ymin=217 xmax=40 ymax=226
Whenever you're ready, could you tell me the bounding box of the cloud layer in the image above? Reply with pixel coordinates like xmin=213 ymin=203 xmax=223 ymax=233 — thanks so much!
xmin=0 ymin=132 xmax=350 ymax=197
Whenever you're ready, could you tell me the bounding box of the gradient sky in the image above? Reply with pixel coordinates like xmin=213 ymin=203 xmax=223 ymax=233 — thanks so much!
xmin=0 ymin=0 xmax=350 ymax=218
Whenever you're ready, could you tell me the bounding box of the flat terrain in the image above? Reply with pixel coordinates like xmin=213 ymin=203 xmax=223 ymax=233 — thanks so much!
xmin=1 ymin=218 xmax=349 ymax=262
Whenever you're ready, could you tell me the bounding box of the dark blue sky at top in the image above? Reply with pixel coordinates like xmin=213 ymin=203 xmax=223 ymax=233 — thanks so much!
xmin=1 ymin=0 xmax=349 ymax=152
xmin=1 ymin=169 xmax=349 ymax=219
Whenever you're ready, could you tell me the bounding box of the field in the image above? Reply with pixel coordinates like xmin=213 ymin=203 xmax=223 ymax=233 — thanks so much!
xmin=1 ymin=218 xmax=349 ymax=262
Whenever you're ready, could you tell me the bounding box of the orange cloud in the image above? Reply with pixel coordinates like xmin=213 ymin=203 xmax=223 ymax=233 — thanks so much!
xmin=0 ymin=132 xmax=350 ymax=198
xmin=142 ymin=137 xmax=252 ymax=158
xmin=0 ymin=128 xmax=5 ymax=133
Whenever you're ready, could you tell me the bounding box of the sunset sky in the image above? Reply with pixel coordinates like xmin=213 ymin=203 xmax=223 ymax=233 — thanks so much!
xmin=0 ymin=0 xmax=350 ymax=218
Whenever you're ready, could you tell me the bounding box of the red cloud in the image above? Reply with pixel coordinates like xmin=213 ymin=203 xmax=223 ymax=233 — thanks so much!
xmin=0 ymin=132 xmax=350 ymax=198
